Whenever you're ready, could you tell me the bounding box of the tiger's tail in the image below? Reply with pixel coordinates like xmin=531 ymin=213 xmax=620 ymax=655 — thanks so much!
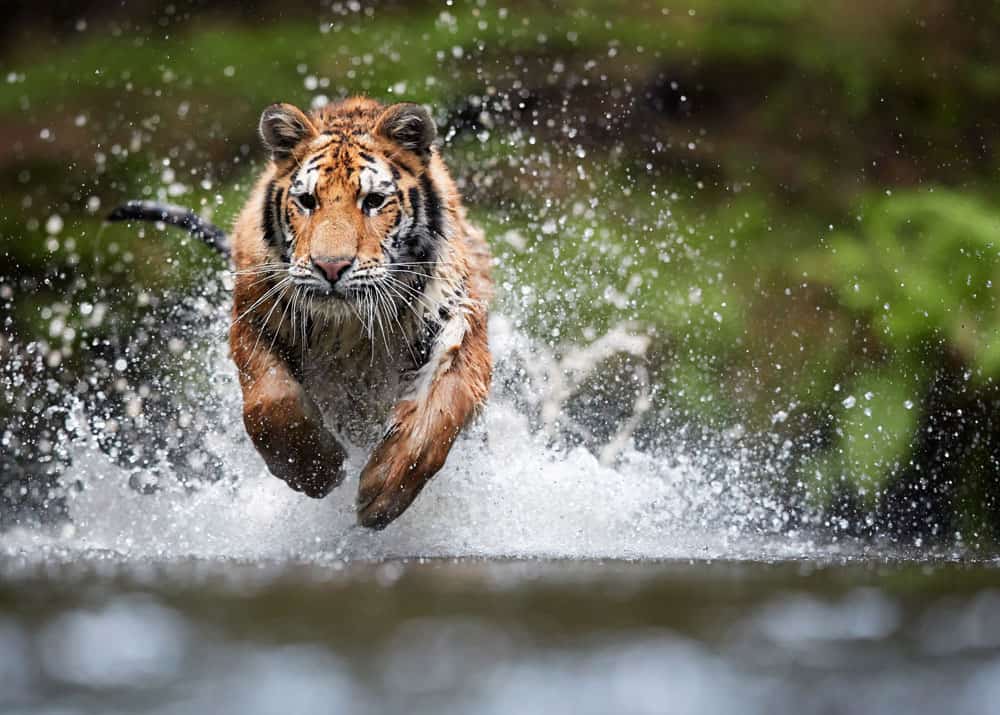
xmin=107 ymin=200 xmax=230 ymax=258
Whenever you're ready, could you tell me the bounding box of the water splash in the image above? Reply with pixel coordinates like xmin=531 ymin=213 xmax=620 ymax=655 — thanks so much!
xmin=3 ymin=309 xmax=803 ymax=562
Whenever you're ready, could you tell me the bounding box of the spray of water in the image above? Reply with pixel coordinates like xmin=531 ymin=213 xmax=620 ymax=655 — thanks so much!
xmin=2 ymin=285 xmax=813 ymax=562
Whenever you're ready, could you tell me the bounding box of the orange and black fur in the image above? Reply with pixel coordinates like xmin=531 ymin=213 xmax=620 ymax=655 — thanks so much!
xmin=111 ymin=98 xmax=492 ymax=528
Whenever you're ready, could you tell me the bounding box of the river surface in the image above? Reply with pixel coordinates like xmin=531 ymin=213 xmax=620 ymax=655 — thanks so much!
xmin=5 ymin=319 xmax=1000 ymax=713
xmin=2 ymin=554 xmax=1000 ymax=714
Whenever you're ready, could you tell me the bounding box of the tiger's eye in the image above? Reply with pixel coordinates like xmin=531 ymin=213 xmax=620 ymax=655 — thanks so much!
xmin=297 ymin=193 xmax=317 ymax=211
xmin=362 ymin=193 xmax=386 ymax=213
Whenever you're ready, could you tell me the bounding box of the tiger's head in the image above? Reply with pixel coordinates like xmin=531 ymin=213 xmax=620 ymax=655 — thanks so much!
xmin=256 ymin=98 xmax=446 ymax=304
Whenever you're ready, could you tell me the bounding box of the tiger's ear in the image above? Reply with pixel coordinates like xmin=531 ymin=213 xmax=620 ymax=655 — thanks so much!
xmin=259 ymin=103 xmax=317 ymax=160
xmin=375 ymin=103 xmax=436 ymax=156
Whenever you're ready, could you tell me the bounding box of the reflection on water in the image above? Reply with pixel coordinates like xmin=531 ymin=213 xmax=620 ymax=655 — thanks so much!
xmin=2 ymin=559 xmax=1000 ymax=714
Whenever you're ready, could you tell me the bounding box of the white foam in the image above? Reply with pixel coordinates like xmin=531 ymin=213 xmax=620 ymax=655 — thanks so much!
xmin=3 ymin=315 xmax=806 ymax=562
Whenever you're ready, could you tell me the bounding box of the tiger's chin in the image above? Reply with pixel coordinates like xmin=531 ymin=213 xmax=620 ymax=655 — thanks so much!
xmin=295 ymin=285 xmax=393 ymax=321
xmin=289 ymin=279 xmax=361 ymax=303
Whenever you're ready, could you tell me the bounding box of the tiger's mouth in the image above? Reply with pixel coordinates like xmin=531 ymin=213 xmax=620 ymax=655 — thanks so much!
xmin=283 ymin=260 xmax=430 ymax=312
xmin=290 ymin=276 xmax=388 ymax=303
xmin=285 ymin=275 xmax=341 ymax=297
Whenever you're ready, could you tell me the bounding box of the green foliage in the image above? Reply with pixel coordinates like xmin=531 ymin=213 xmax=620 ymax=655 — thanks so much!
xmin=800 ymin=356 xmax=928 ymax=508
xmin=822 ymin=190 xmax=1000 ymax=379
xmin=791 ymin=189 xmax=1000 ymax=518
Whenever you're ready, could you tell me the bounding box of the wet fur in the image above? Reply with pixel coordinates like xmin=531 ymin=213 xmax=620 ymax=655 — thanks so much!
xmin=228 ymin=97 xmax=492 ymax=528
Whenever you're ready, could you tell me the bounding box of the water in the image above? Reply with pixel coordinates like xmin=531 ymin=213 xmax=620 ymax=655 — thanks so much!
xmin=3 ymin=311 xmax=791 ymax=562
xmin=2 ymin=558 xmax=1000 ymax=714
xmin=2 ymin=303 xmax=998 ymax=713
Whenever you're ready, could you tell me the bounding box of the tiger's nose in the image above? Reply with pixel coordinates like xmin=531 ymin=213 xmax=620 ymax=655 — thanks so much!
xmin=314 ymin=257 xmax=352 ymax=284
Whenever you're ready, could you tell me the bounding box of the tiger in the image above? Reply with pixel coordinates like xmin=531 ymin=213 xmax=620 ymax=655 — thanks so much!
xmin=110 ymin=97 xmax=493 ymax=529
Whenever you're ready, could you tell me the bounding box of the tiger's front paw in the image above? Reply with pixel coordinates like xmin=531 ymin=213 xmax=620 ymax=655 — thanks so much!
xmin=356 ymin=435 xmax=418 ymax=529
xmin=267 ymin=446 xmax=346 ymax=498
xmin=356 ymin=423 xmax=448 ymax=529
xmin=243 ymin=375 xmax=347 ymax=499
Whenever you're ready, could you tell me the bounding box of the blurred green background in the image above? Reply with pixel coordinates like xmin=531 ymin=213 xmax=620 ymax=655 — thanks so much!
xmin=1 ymin=0 xmax=999 ymax=543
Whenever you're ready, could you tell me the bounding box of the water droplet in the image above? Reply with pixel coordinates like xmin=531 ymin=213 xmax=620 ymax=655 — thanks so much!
xmin=45 ymin=215 xmax=63 ymax=235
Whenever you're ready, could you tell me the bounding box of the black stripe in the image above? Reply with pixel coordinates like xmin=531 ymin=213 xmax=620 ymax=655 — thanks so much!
xmin=281 ymin=206 xmax=295 ymax=259
xmin=261 ymin=181 xmax=280 ymax=249
xmin=413 ymin=319 xmax=442 ymax=367
xmin=305 ymin=316 xmax=315 ymax=347
xmin=392 ymin=160 xmax=414 ymax=176
xmin=419 ymin=173 xmax=443 ymax=236
xmin=274 ymin=189 xmax=291 ymax=260
xmin=358 ymin=151 xmax=375 ymax=163
xmin=387 ymin=204 xmax=404 ymax=250
xmin=407 ymin=187 xmax=422 ymax=221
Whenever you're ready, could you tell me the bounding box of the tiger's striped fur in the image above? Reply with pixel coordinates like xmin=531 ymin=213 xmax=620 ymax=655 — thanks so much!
xmin=226 ymin=97 xmax=491 ymax=529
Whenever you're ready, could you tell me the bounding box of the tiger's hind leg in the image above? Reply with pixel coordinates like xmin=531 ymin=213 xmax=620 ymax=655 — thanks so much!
xmin=356 ymin=306 xmax=491 ymax=529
